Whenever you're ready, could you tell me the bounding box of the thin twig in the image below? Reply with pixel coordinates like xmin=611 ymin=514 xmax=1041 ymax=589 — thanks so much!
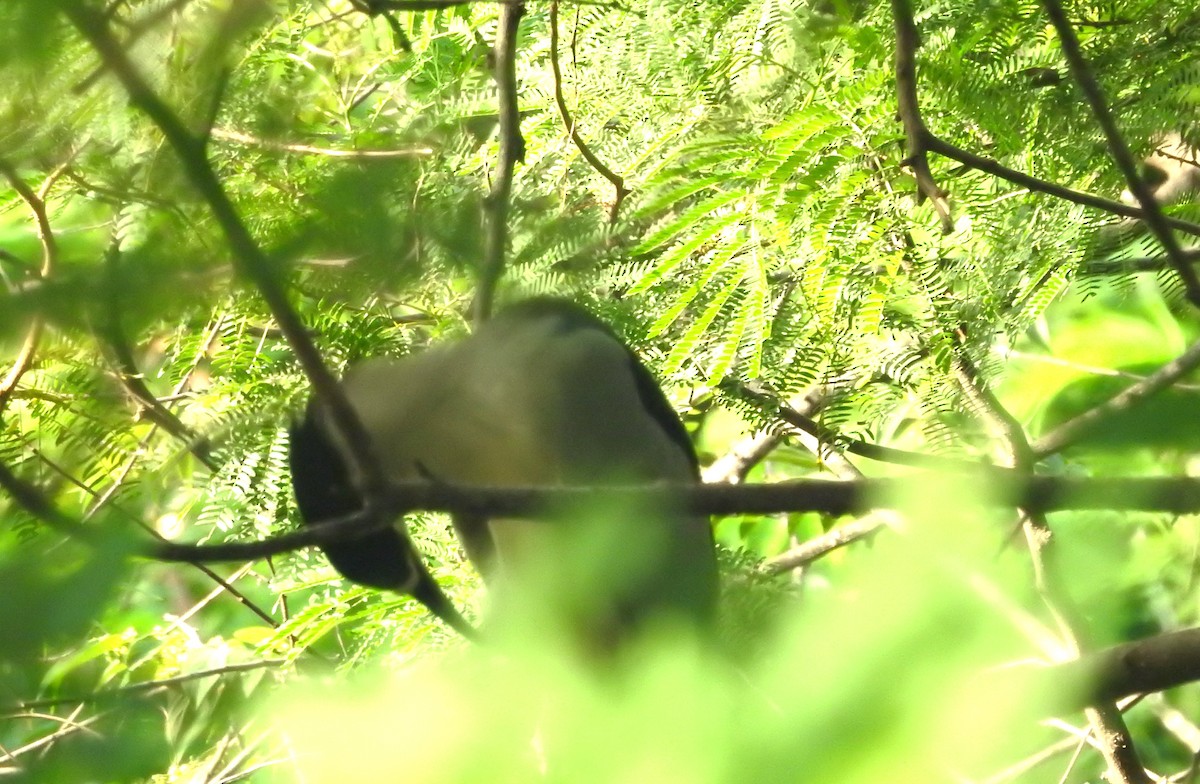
xmin=0 ymin=707 xmax=102 ymax=764
xmin=100 ymin=244 xmax=216 ymax=469
xmin=980 ymin=733 xmax=1088 ymax=784
xmin=0 ymin=159 xmax=62 ymax=416
xmin=360 ymin=0 xmax=519 ymax=9
xmin=34 ymin=450 xmax=278 ymax=628
xmin=8 ymin=660 xmax=286 ymax=712
xmin=1080 ymin=248 xmax=1200 ymax=276
xmin=701 ymin=430 xmax=784 ymax=484
xmin=209 ymin=128 xmax=433 ymax=159
xmin=71 ymin=0 xmax=197 ymax=93
xmin=549 ymin=0 xmax=629 ymax=223
xmin=1006 ymin=348 xmax=1200 ymax=392
xmin=732 ymin=380 xmax=994 ymax=472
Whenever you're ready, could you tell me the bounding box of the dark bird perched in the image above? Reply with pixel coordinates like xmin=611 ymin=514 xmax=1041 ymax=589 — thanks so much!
xmin=289 ymin=298 xmax=718 ymax=647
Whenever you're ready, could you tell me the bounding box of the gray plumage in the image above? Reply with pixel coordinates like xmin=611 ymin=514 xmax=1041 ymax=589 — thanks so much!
xmin=290 ymin=298 xmax=717 ymax=644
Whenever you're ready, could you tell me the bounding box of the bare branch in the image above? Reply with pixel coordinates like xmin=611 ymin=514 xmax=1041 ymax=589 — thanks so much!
xmin=953 ymin=346 xmax=1148 ymax=784
xmin=549 ymin=0 xmax=629 ymax=223
xmin=763 ymin=517 xmax=888 ymax=573
xmin=60 ymin=3 xmax=469 ymax=636
xmin=34 ymin=450 xmax=279 ymax=629
xmin=924 ymin=135 xmax=1200 ymax=238
xmin=141 ymin=473 xmax=1200 ymax=567
xmin=1033 ymin=628 xmax=1200 ymax=711
xmin=1041 ymin=0 xmax=1200 ymax=310
xmin=471 ymin=0 xmax=526 ymax=324
xmin=0 ymin=707 xmax=102 ymax=769
xmin=209 ymin=128 xmax=433 ymax=159
xmin=98 ymin=244 xmax=216 ymax=469
xmin=0 ymin=159 xmax=62 ymax=416
xmin=890 ymin=0 xmax=953 ymax=232
xmin=1031 ymin=336 xmax=1200 ymax=458
xmin=358 ymin=0 xmax=518 ymax=9
xmin=71 ymin=0 xmax=198 ymax=93
xmin=7 ymin=660 xmax=287 ymax=713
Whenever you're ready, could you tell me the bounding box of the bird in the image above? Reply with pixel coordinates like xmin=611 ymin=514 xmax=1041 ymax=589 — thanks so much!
xmin=288 ymin=297 xmax=718 ymax=649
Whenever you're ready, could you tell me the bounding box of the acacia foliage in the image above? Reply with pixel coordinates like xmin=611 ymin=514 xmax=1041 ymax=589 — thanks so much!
xmin=3 ymin=0 xmax=1200 ymax=782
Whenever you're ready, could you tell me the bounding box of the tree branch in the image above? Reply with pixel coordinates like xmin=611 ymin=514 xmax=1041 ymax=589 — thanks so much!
xmin=887 ymin=1 xmax=1200 ymax=241
xmin=549 ymin=0 xmax=629 ymax=223
xmin=7 ymin=660 xmax=286 ymax=713
xmin=891 ymin=0 xmax=953 ymax=232
xmin=1041 ymin=0 xmax=1200 ymax=309
xmin=763 ymin=517 xmax=887 ymax=573
xmin=99 ymin=245 xmax=216 ymax=469
xmin=62 ymin=3 xmax=468 ymax=635
xmin=0 ymin=159 xmax=62 ymax=417
xmin=471 ymin=0 xmax=526 ymax=324
xmin=137 ymin=473 xmax=1200 ymax=566
xmin=953 ymin=347 xmax=1148 ymax=784
xmin=923 ymin=134 xmax=1200 ymax=237
xmin=1031 ymin=336 xmax=1200 ymax=458
xmin=209 ymin=128 xmax=433 ymax=159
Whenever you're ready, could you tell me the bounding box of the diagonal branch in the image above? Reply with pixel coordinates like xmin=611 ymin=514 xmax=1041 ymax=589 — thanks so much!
xmin=888 ymin=0 xmax=1200 ymax=240
xmin=1031 ymin=336 xmax=1200 ymax=458
xmin=1041 ymin=0 xmax=1200 ymax=309
xmin=62 ymin=3 xmax=470 ymax=637
xmin=763 ymin=517 xmax=887 ymax=573
xmin=35 ymin=451 xmax=277 ymax=628
xmin=99 ymin=245 xmax=216 ymax=469
xmin=208 ymin=128 xmax=434 ymax=159
xmin=923 ymin=135 xmax=1200 ymax=237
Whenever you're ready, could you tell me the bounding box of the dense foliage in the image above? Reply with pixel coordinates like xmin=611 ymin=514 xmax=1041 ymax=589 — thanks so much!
xmin=3 ymin=0 xmax=1200 ymax=781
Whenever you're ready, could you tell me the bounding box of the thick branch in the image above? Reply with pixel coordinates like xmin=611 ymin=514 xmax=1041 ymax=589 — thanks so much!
xmin=141 ymin=474 xmax=1200 ymax=566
